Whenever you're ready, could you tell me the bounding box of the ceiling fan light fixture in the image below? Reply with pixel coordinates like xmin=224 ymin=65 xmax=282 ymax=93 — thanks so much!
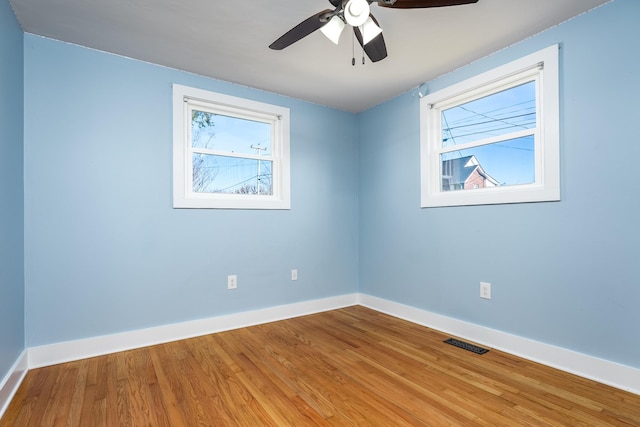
xmin=344 ymin=0 xmax=370 ymax=27
xmin=320 ymin=15 xmax=346 ymax=44
xmin=360 ymin=16 xmax=382 ymax=45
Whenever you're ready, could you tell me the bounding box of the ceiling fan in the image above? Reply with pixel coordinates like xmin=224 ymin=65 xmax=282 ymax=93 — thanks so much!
xmin=269 ymin=0 xmax=479 ymax=63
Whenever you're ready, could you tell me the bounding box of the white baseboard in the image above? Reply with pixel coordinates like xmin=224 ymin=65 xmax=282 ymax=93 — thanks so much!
xmin=0 ymin=350 xmax=28 ymax=420
xmin=358 ymin=294 xmax=640 ymax=396
xmin=23 ymin=292 xmax=640 ymax=398
xmin=28 ymin=293 xmax=359 ymax=369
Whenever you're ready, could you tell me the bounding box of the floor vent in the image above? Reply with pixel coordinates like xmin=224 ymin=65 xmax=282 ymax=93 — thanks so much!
xmin=443 ymin=338 xmax=489 ymax=355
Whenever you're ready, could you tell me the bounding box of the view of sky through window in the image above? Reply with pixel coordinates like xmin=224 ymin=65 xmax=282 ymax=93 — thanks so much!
xmin=191 ymin=111 xmax=273 ymax=195
xmin=441 ymin=81 xmax=536 ymax=188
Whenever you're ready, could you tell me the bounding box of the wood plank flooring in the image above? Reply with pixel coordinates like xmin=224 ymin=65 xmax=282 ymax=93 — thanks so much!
xmin=2 ymin=306 xmax=639 ymax=426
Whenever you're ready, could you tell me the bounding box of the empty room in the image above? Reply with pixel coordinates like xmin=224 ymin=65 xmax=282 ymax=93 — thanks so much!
xmin=1 ymin=0 xmax=639 ymax=425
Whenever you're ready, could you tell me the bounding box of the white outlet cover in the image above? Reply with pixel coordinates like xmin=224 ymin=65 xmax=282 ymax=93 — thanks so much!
xmin=480 ymin=282 xmax=491 ymax=299
xmin=228 ymin=275 xmax=237 ymax=289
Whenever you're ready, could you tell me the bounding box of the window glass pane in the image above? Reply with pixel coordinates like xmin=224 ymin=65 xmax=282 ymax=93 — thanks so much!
xmin=191 ymin=110 xmax=272 ymax=156
xmin=441 ymin=136 xmax=535 ymax=192
xmin=441 ymin=81 xmax=536 ymax=147
xmin=192 ymin=154 xmax=273 ymax=195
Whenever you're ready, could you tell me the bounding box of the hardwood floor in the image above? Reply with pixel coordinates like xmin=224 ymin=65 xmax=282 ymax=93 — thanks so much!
xmin=2 ymin=306 xmax=639 ymax=426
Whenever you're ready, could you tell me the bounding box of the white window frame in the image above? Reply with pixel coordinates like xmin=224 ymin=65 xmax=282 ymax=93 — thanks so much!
xmin=420 ymin=45 xmax=560 ymax=208
xmin=173 ymin=84 xmax=290 ymax=209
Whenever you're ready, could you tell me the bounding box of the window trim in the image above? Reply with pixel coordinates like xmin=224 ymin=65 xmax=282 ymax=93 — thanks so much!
xmin=173 ymin=84 xmax=290 ymax=209
xmin=420 ymin=45 xmax=560 ymax=208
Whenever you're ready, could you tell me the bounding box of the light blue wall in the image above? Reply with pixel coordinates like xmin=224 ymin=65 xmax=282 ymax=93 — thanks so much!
xmin=23 ymin=36 xmax=359 ymax=346
xmin=359 ymin=0 xmax=640 ymax=369
xmin=0 ymin=0 xmax=25 ymax=377
xmin=20 ymin=0 xmax=640 ymax=372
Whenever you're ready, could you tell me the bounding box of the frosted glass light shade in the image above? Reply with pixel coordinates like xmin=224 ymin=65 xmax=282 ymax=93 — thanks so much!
xmin=361 ymin=16 xmax=382 ymax=44
xmin=320 ymin=15 xmax=346 ymax=45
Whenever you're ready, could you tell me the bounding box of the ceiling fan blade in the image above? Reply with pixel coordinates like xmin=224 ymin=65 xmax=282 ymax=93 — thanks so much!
xmin=269 ymin=9 xmax=333 ymax=50
xmin=353 ymin=15 xmax=387 ymax=63
xmin=328 ymin=0 xmax=341 ymax=6
xmin=377 ymin=0 xmax=478 ymax=8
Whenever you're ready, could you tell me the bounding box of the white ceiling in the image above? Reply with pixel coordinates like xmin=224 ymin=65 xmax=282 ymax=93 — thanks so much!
xmin=10 ymin=0 xmax=610 ymax=113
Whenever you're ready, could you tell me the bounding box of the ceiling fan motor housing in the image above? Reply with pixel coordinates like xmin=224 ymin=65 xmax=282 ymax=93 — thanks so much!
xmin=345 ymin=0 xmax=371 ymax=26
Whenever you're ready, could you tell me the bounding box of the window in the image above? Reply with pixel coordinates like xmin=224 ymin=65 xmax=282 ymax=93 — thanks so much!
xmin=173 ymin=84 xmax=290 ymax=209
xmin=420 ymin=45 xmax=560 ymax=207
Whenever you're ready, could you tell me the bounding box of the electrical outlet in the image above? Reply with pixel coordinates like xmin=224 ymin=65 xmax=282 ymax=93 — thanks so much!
xmin=480 ymin=282 xmax=491 ymax=299
xmin=291 ymin=269 xmax=298 ymax=281
xmin=227 ymin=275 xmax=237 ymax=290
